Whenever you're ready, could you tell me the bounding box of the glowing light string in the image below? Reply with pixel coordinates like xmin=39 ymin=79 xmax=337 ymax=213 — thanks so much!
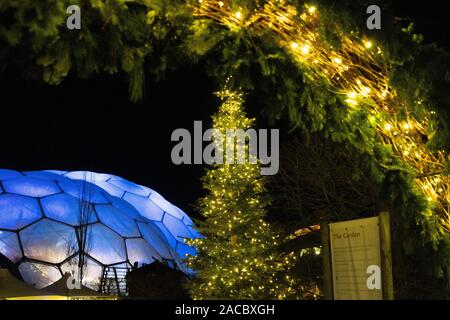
xmin=192 ymin=0 xmax=450 ymax=230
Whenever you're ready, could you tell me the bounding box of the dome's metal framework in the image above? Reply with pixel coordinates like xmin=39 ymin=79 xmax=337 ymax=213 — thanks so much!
xmin=0 ymin=169 xmax=198 ymax=290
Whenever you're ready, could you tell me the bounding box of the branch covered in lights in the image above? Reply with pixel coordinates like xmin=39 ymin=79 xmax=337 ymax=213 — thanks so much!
xmin=191 ymin=0 xmax=450 ymax=231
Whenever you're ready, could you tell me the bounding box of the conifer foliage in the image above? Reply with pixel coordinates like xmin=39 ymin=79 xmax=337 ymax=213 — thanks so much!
xmin=187 ymin=88 xmax=295 ymax=299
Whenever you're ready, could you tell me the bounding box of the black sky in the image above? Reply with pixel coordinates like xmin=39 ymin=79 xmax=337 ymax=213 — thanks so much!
xmin=1 ymin=1 xmax=448 ymax=218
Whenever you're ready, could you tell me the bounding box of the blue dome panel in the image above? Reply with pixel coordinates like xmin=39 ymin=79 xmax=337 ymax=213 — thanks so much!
xmin=0 ymin=230 xmax=22 ymax=263
xmin=108 ymin=178 xmax=149 ymax=197
xmin=20 ymin=219 xmax=77 ymax=264
xmin=3 ymin=176 xmax=60 ymax=198
xmin=153 ymin=221 xmax=178 ymax=249
xmin=93 ymin=180 xmax=125 ymax=198
xmin=123 ymin=192 xmax=164 ymax=221
xmin=0 ymin=194 xmax=42 ymax=230
xmin=24 ymin=171 xmax=66 ymax=182
xmin=149 ymin=194 xmax=184 ymax=220
xmin=19 ymin=261 xmax=61 ymax=289
xmin=58 ymin=180 xmax=108 ymax=204
xmin=89 ymin=224 xmax=127 ymax=265
xmin=41 ymin=193 xmax=97 ymax=226
xmin=104 ymin=194 xmax=148 ymax=223
xmin=126 ymin=238 xmax=161 ymax=267
xmin=60 ymin=255 xmax=103 ymax=291
xmin=163 ymin=213 xmax=195 ymax=240
xmin=0 ymin=169 xmax=22 ymax=180
xmin=95 ymin=204 xmax=140 ymax=238
xmin=137 ymin=222 xmax=176 ymax=260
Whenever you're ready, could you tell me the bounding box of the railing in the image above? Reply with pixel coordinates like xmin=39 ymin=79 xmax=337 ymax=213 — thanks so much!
xmin=100 ymin=266 xmax=131 ymax=296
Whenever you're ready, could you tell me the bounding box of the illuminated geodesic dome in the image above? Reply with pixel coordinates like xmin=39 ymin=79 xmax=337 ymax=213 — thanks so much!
xmin=0 ymin=169 xmax=199 ymax=290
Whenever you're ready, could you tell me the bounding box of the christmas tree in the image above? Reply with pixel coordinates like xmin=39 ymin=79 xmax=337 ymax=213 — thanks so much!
xmin=187 ymin=87 xmax=296 ymax=299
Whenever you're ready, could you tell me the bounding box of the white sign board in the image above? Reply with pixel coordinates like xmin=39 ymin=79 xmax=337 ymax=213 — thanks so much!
xmin=329 ymin=216 xmax=382 ymax=300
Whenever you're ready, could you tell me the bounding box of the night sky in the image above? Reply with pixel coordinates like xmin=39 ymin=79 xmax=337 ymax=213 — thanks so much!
xmin=1 ymin=1 xmax=448 ymax=218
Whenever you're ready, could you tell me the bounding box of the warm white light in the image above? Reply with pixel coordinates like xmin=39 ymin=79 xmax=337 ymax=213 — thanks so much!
xmin=360 ymin=86 xmax=371 ymax=96
xmin=333 ymin=57 xmax=342 ymax=64
xmin=291 ymin=42 xmax=299 ymax=49
xmin=347 ymin=91 xmax=357 ymax=99
xmin=218 ymin=1 xmax=224 ymax=7
xmin=301 ymin=44 xmax=310 ymax=55
xmin=235 ymin=11 xmax=242 ymax=19
xmin=308 ymin=6 xmax=316 ymax=14
xmin=384 ymin=123 xmax=392 ymax=131
xmin=364 ymin=40 xmax=373 ymax=49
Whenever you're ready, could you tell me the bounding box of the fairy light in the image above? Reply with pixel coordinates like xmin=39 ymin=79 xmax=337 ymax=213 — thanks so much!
xmin=403 ymin=122 xmax=411 ymax=130
xmin=364 ymin=40 xmax=373 ymax=49
xmin=345 ymin=98 xmax=357 ymax=106
xmin=332 ymin=57 xmax=342 ymax=64
xmin=347 ymin=91 xmax=357 ymax=99
xmin=384 ymin=123 xmax=392 ymax=131
xmin=301 ymin=44 xmax=310 ymax=55
xmin=360 ymin=86 xmax=371 ymax=97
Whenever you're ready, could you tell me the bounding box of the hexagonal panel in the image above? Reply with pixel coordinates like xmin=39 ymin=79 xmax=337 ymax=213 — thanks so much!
xmin=19 ymin=261 xmax=61 ymax=289
xmin=153 ymin=220 xmax=178 ymax=248
xmin=126 ymin=238 xmax=161 ymax=267
xmin=41 ymin=193 xmax=97 ymax=226
xmin=104 ymin=194 xmax=148 ymax=223
xmin=149 ymin=193 xmax=184 ymax=219
xmin=0 ymin=194 xmax=42 ymax=230
xmin=64 ymin=171 xmax=112 ymax=182
xmin=108 ymin=178 xmax=148 ymax=197
xmin=60 ymin=254 xmax=104 ymax=291
xmin=89 ymin=224 xmax=126 ymax=265
xmin=92 ymin=180 xmax=125 ymax=198
xmin=58 ymin=180 xmax=108 ymax=204
xmin=0 ymin=169 xmax=22 ymax=180
xmin=123 ymin=192 xmax=164 ymax=221
xmin=137 ymin=222 xmax=175 ymax=260
xmin=0 ymin=230 xmax=22 ymax=263
xmin=162 ymin=213 xmax=195 ymax=241
xmin=136 ymin=185 xmax=152 ymax=197
xmin=95 ymin=204 xmax=140 ymax=238
xmin=181 ymin=211 xmax=195 ymax=226
xmin=24 ymin=171 xmax=66 ymax=182
xmin=3 ymin=176 xmax=60 ymax=197
xmin=20 ymin=219 xmax=77 ymax=264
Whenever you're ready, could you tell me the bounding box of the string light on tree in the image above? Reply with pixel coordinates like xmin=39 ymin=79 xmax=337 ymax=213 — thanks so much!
xmin=186 ymin=85 xmax=297 ymax=299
